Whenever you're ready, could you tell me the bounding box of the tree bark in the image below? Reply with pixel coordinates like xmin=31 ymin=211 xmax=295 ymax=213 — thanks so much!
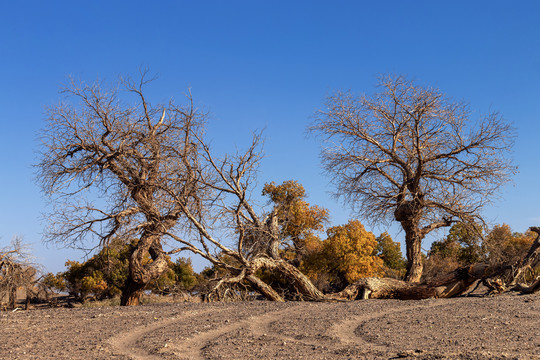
xmin=404 ymin=228 xmax=424 ymax=283
xmin=245 ymin=274 xmax=285 ymax=302
xmin=512 ymin=277 xmax=540 ymax=294
xmin=394 ymin=199 xmax=426 ymax=283
xmin=121 ymin=235 xmax=170 ymax=306
xmin=250 ymin=257 xmax=325 ymax=300
xmin=120 ymin=280 xmax=146 ymax=306
xmin=335 ymin=263 xmax=489 ymax=300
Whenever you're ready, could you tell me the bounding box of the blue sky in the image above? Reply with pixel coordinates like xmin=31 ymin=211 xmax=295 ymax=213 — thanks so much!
xmin=1 ymin=1 xmax=539 ymax=273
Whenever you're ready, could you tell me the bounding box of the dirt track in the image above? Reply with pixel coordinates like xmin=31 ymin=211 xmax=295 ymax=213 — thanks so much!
xmin=1 ymin=293 xmax=539 ymax=359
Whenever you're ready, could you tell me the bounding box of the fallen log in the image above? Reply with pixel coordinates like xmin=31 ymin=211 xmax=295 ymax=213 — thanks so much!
xmin=332 ymin=263 xmax=490 ymax=300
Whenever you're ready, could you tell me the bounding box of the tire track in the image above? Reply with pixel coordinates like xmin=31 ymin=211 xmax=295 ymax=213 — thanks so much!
xmin=168 ymin=304 xmax=305 ymax=360
xmin=331 ymin=300 xmax=446 ymax=348
xmin=110 ymin=300 xmax=449 ymax=359
xmin=108 ymin=308 xmax=216 ymax=360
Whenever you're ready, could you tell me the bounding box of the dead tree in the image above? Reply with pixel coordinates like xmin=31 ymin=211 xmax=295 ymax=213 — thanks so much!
xmin=332 ymin=263 xmax=489 ymax=300
xmin=0 ymin=238 xmax=37 ymax=309
xmin=334 ymin=227 xmax=540 ymax=300
xmin=164 ymin=134 xmax=325 ymax=302
xmin=38 ymin=71 xmax=205 ymax=305
xmin=310 ymin=74 xmax=516 ymax=282
xmin=482 ymin=226 xmax=540 ymax=295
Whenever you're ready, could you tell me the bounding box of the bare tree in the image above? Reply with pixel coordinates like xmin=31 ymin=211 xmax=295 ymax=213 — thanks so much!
xmin=38 ymin=71 xmax=205 ymax=305
xmin=0 ymin=237 xmax=37 ymax=309
xmin=310 ymin=74 xmax=516 ymax=282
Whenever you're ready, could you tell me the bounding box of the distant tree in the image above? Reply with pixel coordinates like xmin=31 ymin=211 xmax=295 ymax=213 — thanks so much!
xmin=483 ymin=224 xmax=536 ymax=267
xmin=424 ymin=222 xmax=483 ymax=279
xmin=374 ymin=232 xmax=406 ymax=278
xmin=60 ymin=239 xmax=131 ymax=300
xmin=0 ymin=237 xmax=38 ymax=309
xmin=169 ymin=257 xmax=198 ymax=291
xmin=41 ymin=272 xmax=66 ymax=293
xmin=56 ymin=239 xmax=196 ymax=301
xmin=303 ymin=220 xmax=383 ymax=289
xmin=311 ymin=74 xmax=516 ymax=281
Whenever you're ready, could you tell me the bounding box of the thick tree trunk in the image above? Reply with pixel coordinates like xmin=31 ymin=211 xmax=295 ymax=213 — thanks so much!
xmin=121 ymin=234 xmax=170 ymax=306
xmin=404 ymin=229 xmax=424 ymax=283
xmin=394 ymin=200 xmax=425 ymax=283
xmin=245 ymin=274 xmax=285 ymax=302
xmin=120 ymin=280 xmax=146 ymax=306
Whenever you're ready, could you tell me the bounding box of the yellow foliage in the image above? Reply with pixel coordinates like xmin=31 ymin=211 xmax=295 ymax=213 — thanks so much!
xmin=302 ymin=220 xmax=383 ymax=284
xmin=322 ymin=220 xmax=384 ymax=283
xmin=262 ymin=181 xmax=328 ymax=251
xmin=484 ymin=224 xmax=536 ymax=265
xmin=81 ymin=272 xmax=108 ymax=296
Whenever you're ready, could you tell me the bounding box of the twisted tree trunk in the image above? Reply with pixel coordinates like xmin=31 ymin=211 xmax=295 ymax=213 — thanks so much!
xmin=121 ymin=235 xmax=169 ymax=306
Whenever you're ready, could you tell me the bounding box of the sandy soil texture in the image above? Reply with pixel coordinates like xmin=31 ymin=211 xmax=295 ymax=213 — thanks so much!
xmin=1 ymin=293 xmax=538 ymax=359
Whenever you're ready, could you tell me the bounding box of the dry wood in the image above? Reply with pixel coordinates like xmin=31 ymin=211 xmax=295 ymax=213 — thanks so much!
xmin=332 ymin=263 xmax=489 ymax=300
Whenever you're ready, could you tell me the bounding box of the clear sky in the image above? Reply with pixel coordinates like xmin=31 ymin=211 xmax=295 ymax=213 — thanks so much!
xmin=1 ymin=1 xmax=539 ymax=273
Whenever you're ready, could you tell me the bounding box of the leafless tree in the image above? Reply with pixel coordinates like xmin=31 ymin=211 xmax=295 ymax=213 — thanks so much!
xmin=38 ymin=71 xmax=206 ymax=305
xmin=0 ymin=237 xmax=37 ymax=309
xmin=310 ymin=74 xmax=516 ymax=282
xmin=38 ymin=71 xmax=323 ymax=305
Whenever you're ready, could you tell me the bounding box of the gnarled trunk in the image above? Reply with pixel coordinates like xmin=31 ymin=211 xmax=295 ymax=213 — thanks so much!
xmin=120 ymin=280 xmax=146 ymax=306
xmin=121 ymin=234 xmax=170 ymax=306
xmin=395 ymin=201 xmax=425 ymax=283
xmin=250 ymin=257 xmax=325 ymax=300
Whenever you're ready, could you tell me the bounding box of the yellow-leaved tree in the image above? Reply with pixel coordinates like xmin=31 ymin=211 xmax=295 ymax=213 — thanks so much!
xmin=483 ymin=224 xmax=537 ymax=267
xmin=261 ymin=180 xmax=328 ymax=265
xmin=303 ymin=220 xmax=383 ymax=290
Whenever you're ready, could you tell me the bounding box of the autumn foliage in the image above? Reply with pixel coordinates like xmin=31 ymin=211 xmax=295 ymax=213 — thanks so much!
xmin=262 ymin=180 xmax=328 ymax=260
xmin=423 ymin=223 xmax=537 ymax=281
xmin=302 ymin=220 xmax=384 ymax=289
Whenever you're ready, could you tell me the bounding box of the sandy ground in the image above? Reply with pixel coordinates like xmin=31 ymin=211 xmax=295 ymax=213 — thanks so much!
xmin=1 ymin=293 xmax=538 ymax=359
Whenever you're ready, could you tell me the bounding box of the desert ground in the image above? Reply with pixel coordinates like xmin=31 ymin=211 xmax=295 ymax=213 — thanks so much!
xmin=1 ymin=293 xmax=538 ymax=360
